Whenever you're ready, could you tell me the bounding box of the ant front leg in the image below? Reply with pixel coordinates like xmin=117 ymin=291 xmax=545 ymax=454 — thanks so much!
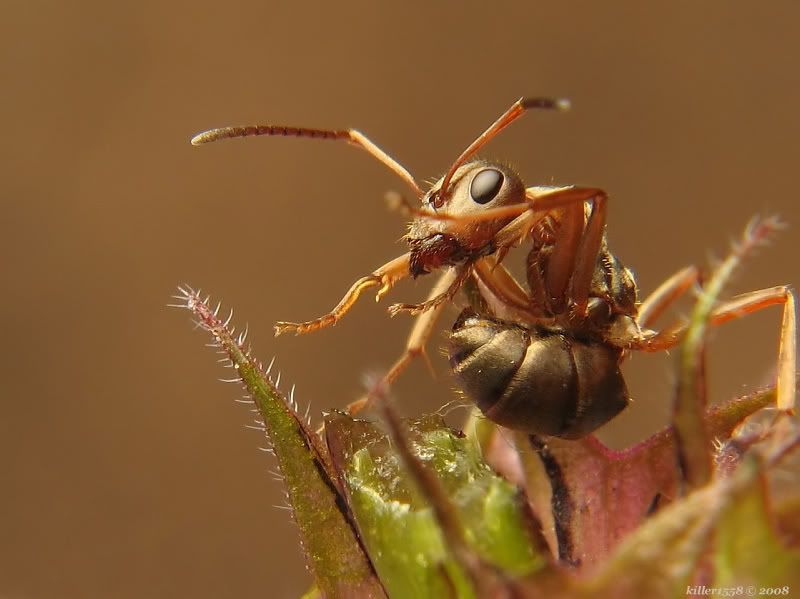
xmin=274 ymin=252 xmax=411 ymax=336
xmin=639 ymin=285 xmax=797 ymax=412
xmin=562 ymin=190 xmax=608 ymax=314
xmin=490 ymin=186 xmax=609 ymax=315
xmin=472 ymin=256 xmax=534 ymax=313
xmin=388 ymin=265 xmax=470 ymax=317
xmin=344 ymin=267 xmax=460 ymax=417
xmin=471 ymin=256 xmax=547 ymax=322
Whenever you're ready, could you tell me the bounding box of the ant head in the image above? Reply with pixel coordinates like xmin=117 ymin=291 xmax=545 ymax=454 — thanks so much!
xmin=402 ymin=98 xmax=569 ymax=277
xmin=407 ymin=161 xmax=525 ymax=256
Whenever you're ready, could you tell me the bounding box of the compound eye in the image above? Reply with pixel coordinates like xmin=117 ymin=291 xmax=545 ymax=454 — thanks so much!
xmin=469 ymin=168 xmax=504 ymax=204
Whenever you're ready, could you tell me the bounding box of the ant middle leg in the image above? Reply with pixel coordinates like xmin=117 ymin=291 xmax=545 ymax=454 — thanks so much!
xmin=388 ymin=265 xmax=470 ymax=317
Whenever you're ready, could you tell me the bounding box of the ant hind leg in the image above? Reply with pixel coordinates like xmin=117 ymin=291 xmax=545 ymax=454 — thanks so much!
xmin=637 ymin=285 xmax=797 ymax=412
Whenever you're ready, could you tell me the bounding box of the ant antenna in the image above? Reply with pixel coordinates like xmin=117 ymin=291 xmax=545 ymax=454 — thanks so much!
xmin=435 ymin=97 xmax=570 ymax=206
xmin=191 ymin=124 xmax=422 ymax=197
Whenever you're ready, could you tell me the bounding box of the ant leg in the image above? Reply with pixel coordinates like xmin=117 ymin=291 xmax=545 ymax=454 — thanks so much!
xmin=490 ymin=185 xmax=610 ymax=314
xmin=274 ymin=252 xmax=411 ymax=336
xmin=388 ymin=184 xmax=594 ymax=233
xmin=486 ymin=209 xmax=539 ymax=249
xmin=388 ymin=265 xmax=470 ymax=316
xmin=544 ymin=201 xmax=585 ymax=313
xmin=479 ymin=186 xmax=602 ymax=252
xmin=192 ymin=125 xmax=422 ymax=197
xmin=638 ymin=266 xmax=700 ymax=328
xmin=386 ymin=189 xmax=531 ymax=225
xmin=471 ymin=257 xmax=537 ymax=315
xmin=344 ymin=268 xmax=460 ymax=416
xmin=565 ymin=193 xmax=608 ymax=313
xmin=638 ymin=286 xmax=797 ymax=411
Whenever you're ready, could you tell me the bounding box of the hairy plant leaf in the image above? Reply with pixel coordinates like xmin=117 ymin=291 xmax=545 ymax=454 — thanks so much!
xmin=325 ymin=412 xmax=549 ymax=599
xmin=178 ymin=288 xmax=385 ymax=598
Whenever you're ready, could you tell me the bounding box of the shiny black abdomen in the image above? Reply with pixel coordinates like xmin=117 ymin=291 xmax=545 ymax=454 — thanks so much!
xmin=448 ymin=311 xmax=629 ymax=439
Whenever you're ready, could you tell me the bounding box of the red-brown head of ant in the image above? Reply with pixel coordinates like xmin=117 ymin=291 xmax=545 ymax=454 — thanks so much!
xmin=406 ymin=161 xmax=526 ymax=277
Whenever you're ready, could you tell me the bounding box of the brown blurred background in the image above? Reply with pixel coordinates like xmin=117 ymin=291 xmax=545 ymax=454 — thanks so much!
xmin=2 ymin=2 xmax=798 ymax=597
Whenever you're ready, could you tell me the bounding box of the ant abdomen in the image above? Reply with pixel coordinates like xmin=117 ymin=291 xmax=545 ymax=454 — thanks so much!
xmin=448 ymin=310 xmax=630 ymax=439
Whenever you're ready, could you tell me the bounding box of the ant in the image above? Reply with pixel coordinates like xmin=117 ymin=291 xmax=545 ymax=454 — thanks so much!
xmin=192 ymin=97 xmax=796 ymax=439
